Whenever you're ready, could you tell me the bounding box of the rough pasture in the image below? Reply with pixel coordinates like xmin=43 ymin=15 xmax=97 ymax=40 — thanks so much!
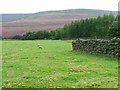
xmin=2 ymin=40 xmax=118 ymax=88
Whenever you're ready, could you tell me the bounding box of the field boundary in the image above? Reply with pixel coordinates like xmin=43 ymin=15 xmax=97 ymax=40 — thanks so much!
xmin=72 ymin=38 xmax=120 ymax=57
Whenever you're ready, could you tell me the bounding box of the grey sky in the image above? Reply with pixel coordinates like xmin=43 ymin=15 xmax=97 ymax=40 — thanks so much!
xmin=0 ymin=0 xmax=119 ymax=14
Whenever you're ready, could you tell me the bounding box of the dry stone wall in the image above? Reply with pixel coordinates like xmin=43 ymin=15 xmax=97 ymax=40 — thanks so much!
xmin=72 ymin=38 xmax=120 ymax=57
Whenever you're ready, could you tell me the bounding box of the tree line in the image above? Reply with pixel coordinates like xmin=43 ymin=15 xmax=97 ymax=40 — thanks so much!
xmin=10 ymin=14 xmax=119 ymax=40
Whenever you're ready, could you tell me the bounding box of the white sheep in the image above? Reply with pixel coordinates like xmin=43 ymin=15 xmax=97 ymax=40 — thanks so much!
xmin=38 ymin=45 xmax=42 ymax=49
xmin=37 ymin=44 xmax=42 ymax=49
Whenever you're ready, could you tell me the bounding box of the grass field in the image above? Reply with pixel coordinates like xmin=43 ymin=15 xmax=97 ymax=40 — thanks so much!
xmin=2 ymin=40 xmax=118 ymax=88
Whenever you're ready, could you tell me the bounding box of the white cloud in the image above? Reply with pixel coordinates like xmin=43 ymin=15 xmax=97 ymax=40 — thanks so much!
xmin=0 ymin=0 xmax=119 ymax=13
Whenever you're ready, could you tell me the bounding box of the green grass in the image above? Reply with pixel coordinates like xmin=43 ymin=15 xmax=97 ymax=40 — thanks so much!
xmin=2 ymin=40 xmax=118 ymax=88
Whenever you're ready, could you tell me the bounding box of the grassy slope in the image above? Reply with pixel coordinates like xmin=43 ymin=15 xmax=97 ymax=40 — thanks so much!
xmin=1 ymin=14 xmax=31 ymax=22
xmin=2 ymin=40 xmax=118 ymax=88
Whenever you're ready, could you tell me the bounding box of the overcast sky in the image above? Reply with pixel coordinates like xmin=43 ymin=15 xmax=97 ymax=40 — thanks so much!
xmin=0 ymin=0 xmax=119 ymax=14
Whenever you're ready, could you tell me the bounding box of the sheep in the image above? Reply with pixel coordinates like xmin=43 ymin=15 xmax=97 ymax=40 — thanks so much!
xmin=37 ymin=44 xmax=42 ymax=49
xmin=38 ymin=45 xmax=42 ymax=49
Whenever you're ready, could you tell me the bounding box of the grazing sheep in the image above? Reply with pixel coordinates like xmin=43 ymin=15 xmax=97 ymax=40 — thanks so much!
xmin=37 ymin=44 xmax=42 ymax=49
xmin=38 ymin=45 xmax=42 ymax=49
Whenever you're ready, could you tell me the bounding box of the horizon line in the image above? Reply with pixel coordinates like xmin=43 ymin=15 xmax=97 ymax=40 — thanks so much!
xmin=0 ymin=8 xmax=118 ymax=14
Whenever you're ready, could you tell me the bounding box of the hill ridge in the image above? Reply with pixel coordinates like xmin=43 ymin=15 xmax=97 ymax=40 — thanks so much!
xmin=1 ymin=9 xmax=117 ymax=37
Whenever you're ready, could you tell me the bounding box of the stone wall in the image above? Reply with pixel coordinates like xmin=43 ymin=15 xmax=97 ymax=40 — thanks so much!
xmin=72 ymin=38 xmax=120 ymax=57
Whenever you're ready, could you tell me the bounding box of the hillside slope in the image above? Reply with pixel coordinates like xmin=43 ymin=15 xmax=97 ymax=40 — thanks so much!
xmin=1 ymin=14 xmax=31 ymax=22
xmin=2 ymin=9 xmax=117 ymax=37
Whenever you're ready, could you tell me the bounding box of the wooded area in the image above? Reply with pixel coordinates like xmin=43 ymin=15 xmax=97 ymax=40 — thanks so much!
xmin=9 ymin=14 xmax=119 ymax=40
